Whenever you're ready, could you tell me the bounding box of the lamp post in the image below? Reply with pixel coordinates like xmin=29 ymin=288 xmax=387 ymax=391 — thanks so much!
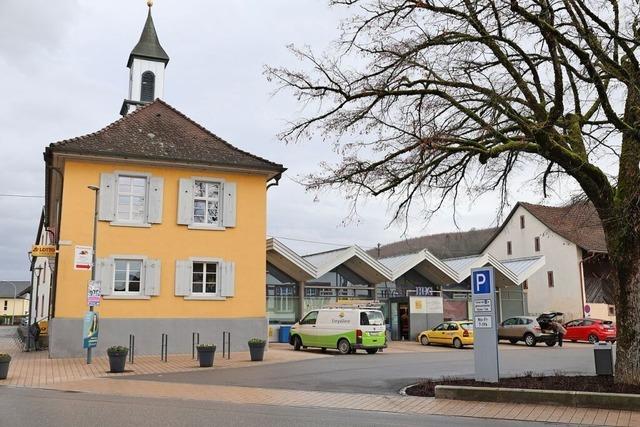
xmin=87 ymin=185 xmax=100 ymax=364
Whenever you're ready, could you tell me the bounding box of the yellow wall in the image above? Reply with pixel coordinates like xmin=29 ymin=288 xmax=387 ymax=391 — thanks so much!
xmin=55 ymin=158 xmax=268 ymax=319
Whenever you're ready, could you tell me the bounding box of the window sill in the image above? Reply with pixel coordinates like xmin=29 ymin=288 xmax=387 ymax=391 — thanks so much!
xmin=103 ymin=295 xmax=151 ymax=300
xmin=110 ymin=222 xmax=152 ymax=228
xmin=184 ymin=295 xmax=226 ymax=301
xmin=187 ymin=224 xmax=225 ymax=231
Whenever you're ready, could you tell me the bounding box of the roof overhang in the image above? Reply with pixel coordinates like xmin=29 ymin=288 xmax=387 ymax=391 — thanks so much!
xmin=304 ymin=246 xmax=393 ymax=284
xmin=381 ymin=250 xmax=460 ymax=286
xmin=266 ymin=238 xmax=317 ymax=282
xmin=444 ymin=254 xmax=546 ymax=288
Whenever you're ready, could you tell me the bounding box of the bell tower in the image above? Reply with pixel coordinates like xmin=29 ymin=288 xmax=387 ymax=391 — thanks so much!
xmin=120 ymin=0 xmax=170 ymax=115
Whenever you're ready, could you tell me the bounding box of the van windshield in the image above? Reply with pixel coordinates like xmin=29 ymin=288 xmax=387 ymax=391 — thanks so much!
xmin=362 ymin=311 xmax=385 ymax=326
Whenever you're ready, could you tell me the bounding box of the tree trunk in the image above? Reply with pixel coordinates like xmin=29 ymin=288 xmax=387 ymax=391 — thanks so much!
xmin=610 ymin=243 xmax=640 ymax=384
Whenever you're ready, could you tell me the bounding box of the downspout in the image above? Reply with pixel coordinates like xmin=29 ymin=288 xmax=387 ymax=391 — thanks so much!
xmin=44 ymin=149 xmax=64 ymax=320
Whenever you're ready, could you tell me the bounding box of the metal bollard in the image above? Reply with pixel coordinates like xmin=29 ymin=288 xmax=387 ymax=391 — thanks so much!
xmin=192 ymin=332 xmax=200 ymax=360
xmin=161 ymin=333 xmax=168 ymax=362
xmin=222 ymin=331 xmax=231 ymax=360
xmin=129 ymin=334 xmax=135 ymax=364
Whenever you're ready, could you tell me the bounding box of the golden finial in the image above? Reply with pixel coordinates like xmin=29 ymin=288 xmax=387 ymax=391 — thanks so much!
xmin=147 ymin=0 xmax=154 ymax=7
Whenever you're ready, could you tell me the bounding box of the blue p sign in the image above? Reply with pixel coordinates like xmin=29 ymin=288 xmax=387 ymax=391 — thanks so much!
xmin=472 ymin=269 xmax=492 ymax=294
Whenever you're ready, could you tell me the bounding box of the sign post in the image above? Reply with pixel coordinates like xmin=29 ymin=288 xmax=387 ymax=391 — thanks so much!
xmin=471 ymin=267 xmax=499 ymax=383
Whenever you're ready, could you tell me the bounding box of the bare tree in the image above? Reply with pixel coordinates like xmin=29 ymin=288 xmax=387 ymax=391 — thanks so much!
xmin=267 ymin=0 xmax=640 ymax=384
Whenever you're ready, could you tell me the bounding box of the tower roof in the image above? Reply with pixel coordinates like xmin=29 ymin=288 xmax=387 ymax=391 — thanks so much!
xmin=127 ymin=8 xmax=170 ymax=67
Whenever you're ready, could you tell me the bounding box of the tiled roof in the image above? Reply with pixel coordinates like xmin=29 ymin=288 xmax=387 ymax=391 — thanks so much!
xmin=369 ymin=227 xmax=498 ymax=259
xmin=520 ymin=201 xmax=607 ymax=253
xmin=47 ymin=100 xmax=285 ymax=176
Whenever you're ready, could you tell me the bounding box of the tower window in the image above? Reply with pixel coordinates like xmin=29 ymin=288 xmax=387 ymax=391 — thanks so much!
xmin=141 ymin=71 xmax=155 ymax=102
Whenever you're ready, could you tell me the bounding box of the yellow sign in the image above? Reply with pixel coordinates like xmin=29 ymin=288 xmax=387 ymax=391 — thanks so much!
xmin=32 ymin=245 xmax=56 ymax=257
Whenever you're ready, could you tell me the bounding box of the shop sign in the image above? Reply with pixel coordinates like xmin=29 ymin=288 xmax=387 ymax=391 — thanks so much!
xmin=415 ymin=286 xmax=434 ymax=296
xmin=74 ymin=246 xmax=93 ymax=270
xmin=82 ymin=311 xmax=99 ymax=349
xmin=32 ymin=245 xmax=56 ymax=257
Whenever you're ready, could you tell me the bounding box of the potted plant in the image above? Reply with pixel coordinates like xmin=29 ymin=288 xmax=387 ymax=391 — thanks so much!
xmin=248 ymin=338 xmax=266 ymax=361
xmin=0 ymin=354 xmax=11 ymax=380
xmin=196 ymin=344 xmax=216 ymax=367
xmin=107 ymin=346 xmax=128 ymax=373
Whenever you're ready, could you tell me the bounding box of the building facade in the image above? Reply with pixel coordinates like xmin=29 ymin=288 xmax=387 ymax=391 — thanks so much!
xmin=41 ymin=6 xmax=284 ymax=357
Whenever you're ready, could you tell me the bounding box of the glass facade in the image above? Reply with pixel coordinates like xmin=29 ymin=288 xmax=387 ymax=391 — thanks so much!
xmin=266 ymin=263 xmax=300 ymax=324
xmin=304 ymin=266 xmax=375 ymax=312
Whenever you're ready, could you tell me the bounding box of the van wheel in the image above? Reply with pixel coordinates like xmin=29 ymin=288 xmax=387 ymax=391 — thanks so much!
xmin=293 ymin=335 xmax=302 ymax=351
xmin=337 ymin=338 xmax=351 ymax=355
xmin=420 ymin=335 xmax=430 ymax=346
xmin=366 ymin=348 xmax=378 ymax=354
xmin=453 ymin=338 xmax=463 ymax=349
xmin=524 ymin=333 xmax=536 ymax=347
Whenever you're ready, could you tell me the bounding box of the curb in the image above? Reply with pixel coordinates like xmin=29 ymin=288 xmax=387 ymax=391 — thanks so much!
xmin=435 ymin=385 xmax=640 ymax=411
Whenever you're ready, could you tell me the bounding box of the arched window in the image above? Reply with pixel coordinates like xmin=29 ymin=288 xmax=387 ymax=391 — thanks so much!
xmin=140 ymin=71 xmax=155 ymax=102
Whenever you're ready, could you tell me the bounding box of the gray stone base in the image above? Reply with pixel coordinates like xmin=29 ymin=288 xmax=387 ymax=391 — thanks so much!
xmin=49 ymin=317 xmax=267 ymax=358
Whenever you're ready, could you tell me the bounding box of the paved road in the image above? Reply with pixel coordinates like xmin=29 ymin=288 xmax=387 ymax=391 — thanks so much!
xmin=124 ymin=344 xmax=596 ymax=395
xmin=0 ymin=387 xmax=569 ymax=427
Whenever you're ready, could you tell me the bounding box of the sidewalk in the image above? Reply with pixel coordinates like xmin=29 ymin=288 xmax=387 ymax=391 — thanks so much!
xmin=0 ymin=345 xmax=329 ymax=388
xmin=42 ymin=378 xmax=640 ymax=426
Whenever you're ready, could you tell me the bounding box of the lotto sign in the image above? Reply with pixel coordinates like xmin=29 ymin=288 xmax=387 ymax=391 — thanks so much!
xmin=87 ymin=280 xmax=101 ymax=307
xmin=32 ymin=245 xmax=56 ymax=257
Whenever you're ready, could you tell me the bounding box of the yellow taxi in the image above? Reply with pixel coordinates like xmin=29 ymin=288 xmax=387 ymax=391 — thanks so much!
xmin=418 ymin=320 xmax=474 ymax=349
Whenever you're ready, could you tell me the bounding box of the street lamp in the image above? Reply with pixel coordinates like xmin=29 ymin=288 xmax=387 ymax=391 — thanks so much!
xmin=87 ymin=185 xmax=100 ymax=364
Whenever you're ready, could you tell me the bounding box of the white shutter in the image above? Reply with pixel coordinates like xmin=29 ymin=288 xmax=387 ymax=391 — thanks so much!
xmin=147 ymin=177 xmax=164 ymax=224
xmin=220 ymin=261 xmax=235 ymax=297
xmin=177 ymin=178 xmax=194 ymax=225
xmin=222 ymin=182 xmax=237 ymax=228
xmin=96 ymin=257 xmax=114 ymax=296
xmin=175 ymin=260 xmax=192 ymax=296
xmin=143 ymin=259 xmax=161 ymax=296
xmin=98 ymin=173 xmax=116 ymax=221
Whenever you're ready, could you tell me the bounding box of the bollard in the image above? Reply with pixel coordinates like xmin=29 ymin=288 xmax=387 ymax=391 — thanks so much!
xmin=192 ymin=332 xmax=200 ymax=360
xmin=222 ymin=331 xmax=231 ymax=360
xmin=161 ymin=333 xmax=168 ymax=362
xmin=129 ymin=334 xmax=135 ymax=364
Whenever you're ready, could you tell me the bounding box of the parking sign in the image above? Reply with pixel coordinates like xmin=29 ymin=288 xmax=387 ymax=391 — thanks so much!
xmin=471 ymin=267 xmax=499 ymax=383
xmin=472 ymin=270 xmax=491 ymax=294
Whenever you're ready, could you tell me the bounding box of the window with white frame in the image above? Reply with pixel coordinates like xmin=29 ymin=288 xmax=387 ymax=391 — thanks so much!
xmin=117 ymin=176 xmax=147 ymax=222
xmin=114 ymin=259 xmax=143 ymax=294
xmin=193 ymin=180 xmax=222 ymax=226
xmin=192 ymin=261 xmax=218 ymax=295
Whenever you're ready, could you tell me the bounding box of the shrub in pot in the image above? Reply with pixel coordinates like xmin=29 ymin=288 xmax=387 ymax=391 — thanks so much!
xmin=196 ymin=344 xmax=216 ymax=367
xmin=0 ymin=353 xmax=11 ymax=380
xmin=107 ymin=346 xmax=128 ymax=373
xmin=248 ymin=338 xmax=266 ymax=361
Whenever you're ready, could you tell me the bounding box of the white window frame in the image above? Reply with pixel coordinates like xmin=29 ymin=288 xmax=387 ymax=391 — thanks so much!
xmin=189 ymin=257 xmax=222 ymax=299
xmin=114 ymin=172 xmax=150 ymax=226
xmin=188 ymin=177 xmax=225 ymax=230
xmin=112 ymin=256 xmax=146 ymax=296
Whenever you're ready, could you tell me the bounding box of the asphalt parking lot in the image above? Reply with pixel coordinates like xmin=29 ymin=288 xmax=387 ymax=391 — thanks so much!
xmin=122 ymin=341 xmax=599 ymax=395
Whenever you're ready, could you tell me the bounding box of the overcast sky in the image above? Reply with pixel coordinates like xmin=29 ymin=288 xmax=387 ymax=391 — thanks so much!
xmin=0 ymin=1 xmax=576 ymax=280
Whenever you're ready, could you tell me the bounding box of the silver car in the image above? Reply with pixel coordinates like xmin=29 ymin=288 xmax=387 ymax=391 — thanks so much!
xmin=498 ymin=316 xmax=556 ymax=347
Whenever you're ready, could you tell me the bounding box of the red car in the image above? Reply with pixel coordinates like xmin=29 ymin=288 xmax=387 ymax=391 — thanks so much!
xmin=563 ymin=318 xmax=617 ymax=343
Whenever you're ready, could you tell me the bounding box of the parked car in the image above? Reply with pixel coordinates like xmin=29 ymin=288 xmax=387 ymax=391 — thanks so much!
xmin=498 ymin=315 xmax=557 ymax=347
xmin=564 ymin=318 xmax=616 ymax=343
xmin=418 ymin=321 xmax=474 ymax=349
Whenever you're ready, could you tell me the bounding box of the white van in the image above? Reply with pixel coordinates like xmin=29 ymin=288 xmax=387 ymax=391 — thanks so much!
xmin=289 ymin=308 xmax=387 ymax=354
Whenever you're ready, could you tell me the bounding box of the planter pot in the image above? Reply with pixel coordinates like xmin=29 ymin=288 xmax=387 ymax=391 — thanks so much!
xmin=108 ymin=352 xmax=127 ymax=373
xmin=249 ymin=343 xmax=266 ymax=361
xmin=0 ymin=361 xmax=10 ymax=380
xmin=197 ymin=348 xmax=215 ymax=367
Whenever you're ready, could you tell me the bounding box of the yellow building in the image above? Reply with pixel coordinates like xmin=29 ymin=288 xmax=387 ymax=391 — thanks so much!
xmin=41 ymin=6 xmax=284 ymax=357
